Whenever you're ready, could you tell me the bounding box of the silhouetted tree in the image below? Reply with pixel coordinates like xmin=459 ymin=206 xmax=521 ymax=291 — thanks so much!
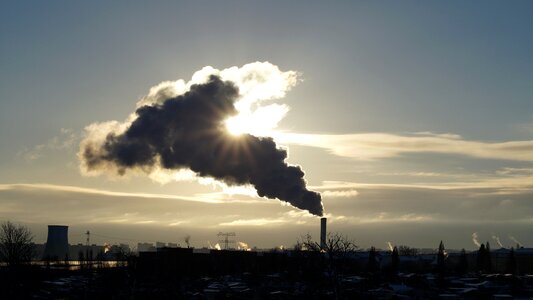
xmin=391 ymin=246 xmax=399 ymax=276
xmin=437 ymin=240 xmax=446 ymax=274
xmin=485 ymin=242 xmax=492 ymax=273
xmin=298 ymin=233 xmax=357 ymax=299
xmin=476 ymin=243 xmax=486 ymax=272
xmin=476 ymin=243 xmax=494 ymax=273
xmin=456 ymin=248 xmax=468 ymax=274
xmin=506 ymin=247 xmax=517 ymax=275
xmin=398 ymin=245 xmax=419 ymax=256
xmin=0 ymin=221 xmax=35 ymax=267
xmin=367 ymin=246 xmax=379 ymax=273
xmin=299 ymin=232 xmax=358 ymax=275
xmin=299 ymin=232 xmax=357 ymax=258
xmin=297 ymin=232 xmax=358 ymax=274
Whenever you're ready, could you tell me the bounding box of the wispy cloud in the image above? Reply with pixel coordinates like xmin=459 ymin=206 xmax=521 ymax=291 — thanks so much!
xmin=219 ymin=218 xmax=286 ymax=226
xmin=0 ymin=183 xmax=224 ymax=204
xmin=312 ymin=176 xmax=533 ymax=193
xmin=496 ymin=167 xmax=533 ymax=176
xmin=168 ymin=220 xmax=190 ymax=226
xmin=376 ymin=171 xmax=451 ymax=177
xmin=341 ymin=213 xmax=434 ymax=224
xmin=321 ymin=189 xmax=359 ymax=198
xmin=17 ymin=128 xmax=78 ymax=162
xmin=217 ymin=209 xmax=351 ymax=227
xmin=273 ymin=131 xmax=533 ymax=162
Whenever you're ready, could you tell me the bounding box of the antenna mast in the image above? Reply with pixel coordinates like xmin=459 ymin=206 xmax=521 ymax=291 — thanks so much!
xmin=85 ymin=230 xmax=90 ymax=246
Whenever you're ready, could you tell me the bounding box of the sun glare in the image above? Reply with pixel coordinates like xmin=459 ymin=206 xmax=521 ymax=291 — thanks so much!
xmin=226 ymin=113 xmax=274 ymax=136
xmin=225 ymin=104 xmax=288 ymax=137
xmin=225 ymin=116 xmax=248 ymax=136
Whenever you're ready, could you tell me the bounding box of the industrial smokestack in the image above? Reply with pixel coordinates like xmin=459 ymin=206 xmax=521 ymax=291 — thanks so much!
xmin=320 ymin=217 xmax=327 ymax=250
xmin=43 ymin=225 xmax=69 ymax=260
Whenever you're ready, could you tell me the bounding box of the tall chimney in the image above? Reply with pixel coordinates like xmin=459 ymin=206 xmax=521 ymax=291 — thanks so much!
xmin=43 ymin=225 xmax=69 ymax=260
xmin=320 ymin=217 xmax=327 ymax=249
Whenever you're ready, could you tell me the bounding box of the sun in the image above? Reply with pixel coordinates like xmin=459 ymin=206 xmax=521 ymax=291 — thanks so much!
xmin=224 ymin=104 xmax=288 ymax=137
xmin=225 ymin=113 xmax=273 ymax=136
xmin=225 ymin=115 xmax=249 ymax=136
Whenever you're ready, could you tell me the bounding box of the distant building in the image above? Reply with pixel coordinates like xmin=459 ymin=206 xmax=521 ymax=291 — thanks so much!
xmin=138 ymin=242 xmax=156 ymax=252
xmin=119 ymin=243 xmax=131 ymax=253
xmin=69 ymin=243 xmax=104 ymax=260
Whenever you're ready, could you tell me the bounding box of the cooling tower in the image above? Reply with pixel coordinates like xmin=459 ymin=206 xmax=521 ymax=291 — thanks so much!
xmin=320 ymin=217 xmax=327 ymax=249
xmin=43 ymin=225 xmax=69 ymax=260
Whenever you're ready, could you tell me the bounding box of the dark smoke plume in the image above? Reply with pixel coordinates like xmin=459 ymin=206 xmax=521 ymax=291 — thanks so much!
xmin=81 ymin=75 xmax=323 ymax=216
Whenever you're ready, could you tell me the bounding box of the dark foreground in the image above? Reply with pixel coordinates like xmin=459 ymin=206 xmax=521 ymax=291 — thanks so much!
xmin=2 ymin=249 xmax=533 ymax=299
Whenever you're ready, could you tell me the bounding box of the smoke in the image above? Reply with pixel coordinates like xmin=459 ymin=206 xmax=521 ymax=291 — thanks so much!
xmin=387 ymin=242 xmax=394 ymax=252
xmin=79 ymin=62 xmax=323 ymax=216
xmin=472 ymin=232 xmax=481 ymax=247
xmin=491 ymin=234 xmax=503 ymax=248
xmin=508 ymin=235 xmax=523 ymax=247
xmin=184 ymin=235 xmax=191 ymax=248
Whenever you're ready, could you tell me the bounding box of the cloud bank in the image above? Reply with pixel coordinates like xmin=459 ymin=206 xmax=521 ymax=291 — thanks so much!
xmin=274 ymin=132 xmax=533 ymax=162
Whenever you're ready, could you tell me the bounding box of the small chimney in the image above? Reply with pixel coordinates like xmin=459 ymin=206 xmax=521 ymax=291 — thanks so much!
xmin=320 ymin=217 xmax=327 ymax=249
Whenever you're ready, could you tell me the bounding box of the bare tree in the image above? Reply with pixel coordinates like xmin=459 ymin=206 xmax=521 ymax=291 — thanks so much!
xmin=298 ymin=232 xmax=357 ymax=299
xmin=298 ymin=232 xmax=358 ymax=272
xmin=0 ymin=221 xmax=35 ymax=266
xmin=299 ymin=232 xmax=357 ymax=257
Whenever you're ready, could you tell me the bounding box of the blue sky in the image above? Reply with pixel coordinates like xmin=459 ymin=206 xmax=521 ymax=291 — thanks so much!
xmin=1 ymin=1 xmax=533 ymax=250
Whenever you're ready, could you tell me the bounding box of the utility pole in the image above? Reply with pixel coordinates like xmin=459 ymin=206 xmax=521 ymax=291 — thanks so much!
xmin=85 ymin=230 xmax=91 ymax=261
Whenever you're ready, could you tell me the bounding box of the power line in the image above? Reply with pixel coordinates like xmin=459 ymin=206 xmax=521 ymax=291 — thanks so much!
xmin=217 ymin=232 xmax=236 ymax=250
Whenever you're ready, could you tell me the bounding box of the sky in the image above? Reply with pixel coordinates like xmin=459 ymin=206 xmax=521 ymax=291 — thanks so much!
xmin=1 ymin=1 xmax=533 ymax=250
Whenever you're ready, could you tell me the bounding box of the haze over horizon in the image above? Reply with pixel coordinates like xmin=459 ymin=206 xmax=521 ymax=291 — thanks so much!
xmin=2 ymin=1 xmax=533 ymax=250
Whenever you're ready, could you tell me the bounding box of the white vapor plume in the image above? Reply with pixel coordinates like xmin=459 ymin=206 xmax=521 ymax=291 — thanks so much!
xmin=207 ymin=240 xmax=221 ymax=250
xmin=387 ymin=242 xmax=394 ymax=252
xmin=508 ymin=235 xmax=523 ymax=247
xmin=491 ymin=234 xmax=503 ymax=248
xmin=238 ymin=241 xmax=251 ymax=251
xmin=472 ymin=232 xmax=481 ymax=247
